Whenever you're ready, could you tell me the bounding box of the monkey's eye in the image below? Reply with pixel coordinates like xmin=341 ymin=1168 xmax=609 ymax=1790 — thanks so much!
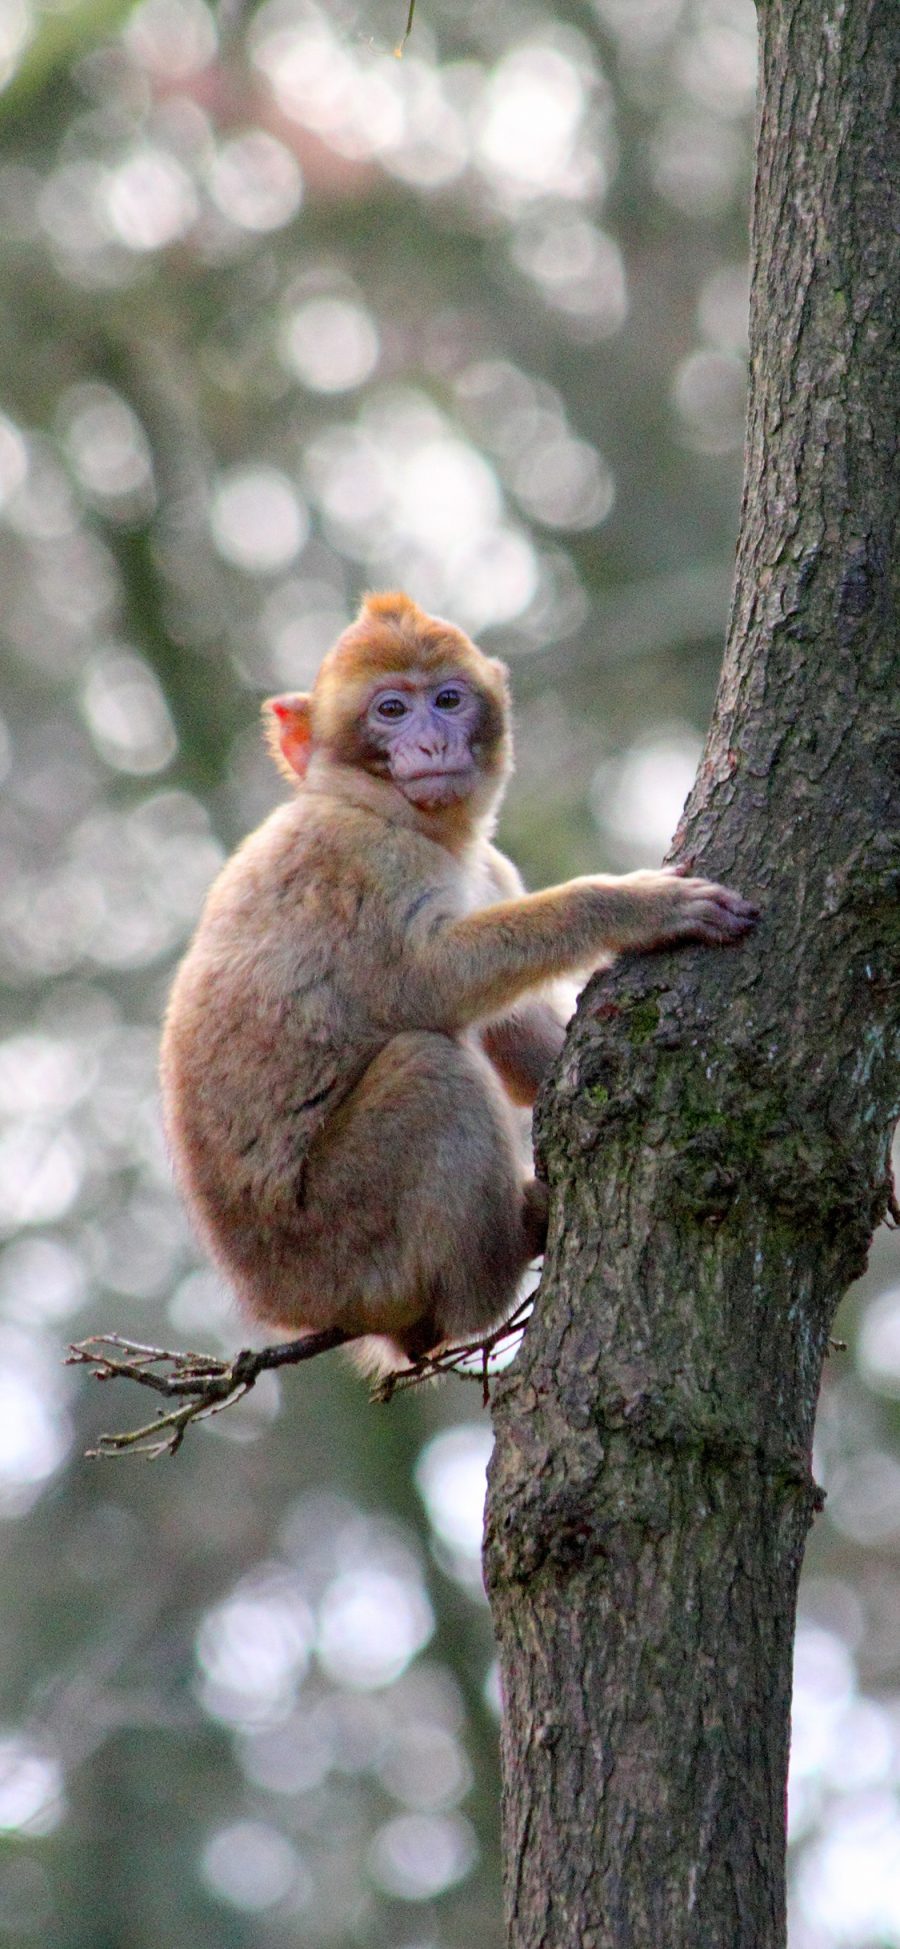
xmin=434 ymin=687 xmax=463 ymax=712
xmin=375 ymin=696 xmax=409 ymax=720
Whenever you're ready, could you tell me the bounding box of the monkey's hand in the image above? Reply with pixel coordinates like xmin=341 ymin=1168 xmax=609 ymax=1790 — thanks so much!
xmin=613 ymin=866 xmax=759 ymax=951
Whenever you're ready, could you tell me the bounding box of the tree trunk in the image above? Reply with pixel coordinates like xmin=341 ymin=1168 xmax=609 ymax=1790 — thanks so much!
xmin=483 ymin=3 xmax=900 ymax=1944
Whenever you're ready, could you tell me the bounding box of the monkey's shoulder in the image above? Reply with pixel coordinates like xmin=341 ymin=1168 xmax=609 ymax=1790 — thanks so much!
xmin=189 ymin=796 xmax=460 ymax=972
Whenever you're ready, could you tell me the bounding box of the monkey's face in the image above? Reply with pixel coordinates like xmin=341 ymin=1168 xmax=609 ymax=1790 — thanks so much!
xmin=265 ymin=593 xmax=513 ymax=828
xmin=359 ymin=673 xmax=496 ymax=808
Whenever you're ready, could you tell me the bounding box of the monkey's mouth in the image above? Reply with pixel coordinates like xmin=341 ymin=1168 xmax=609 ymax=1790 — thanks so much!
xmin=400 ymin=769 xmax=474 ymax=805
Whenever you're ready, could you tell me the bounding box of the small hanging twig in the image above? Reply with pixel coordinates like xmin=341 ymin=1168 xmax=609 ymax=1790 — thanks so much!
xmin=67 ymin=1299 xmax=533 ymax=1458
xmin=885 ymin=1177 xmax=900 ymax=1229
xmin=393 ymin=0 xmax=416 ymax=58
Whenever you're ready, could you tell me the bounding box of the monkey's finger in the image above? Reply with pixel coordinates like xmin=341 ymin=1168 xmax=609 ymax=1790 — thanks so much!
xmin=679 ymin=899 xmax=758 ymax=941
xmin=676 ymin=879 xmax=760 ymax=919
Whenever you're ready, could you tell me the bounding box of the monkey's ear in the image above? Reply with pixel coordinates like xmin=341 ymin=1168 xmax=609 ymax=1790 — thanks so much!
xmin=263 ymin=693 xmax=314 ymax=782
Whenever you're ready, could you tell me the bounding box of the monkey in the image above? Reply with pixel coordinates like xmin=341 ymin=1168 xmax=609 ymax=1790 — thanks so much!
xmin=160 ymin=591 xmax=757 ymax=1374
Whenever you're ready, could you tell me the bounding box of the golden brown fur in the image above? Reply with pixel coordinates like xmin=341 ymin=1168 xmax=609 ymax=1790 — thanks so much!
xmin=161 ymin=592 xmax=756 ymax=1371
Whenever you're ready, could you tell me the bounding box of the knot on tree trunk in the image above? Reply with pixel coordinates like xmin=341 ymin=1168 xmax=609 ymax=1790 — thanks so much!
xmin=484 ymin=1378 xmax=824 ymax=1597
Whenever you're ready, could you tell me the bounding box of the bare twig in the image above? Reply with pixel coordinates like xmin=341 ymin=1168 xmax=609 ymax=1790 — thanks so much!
xmin=66 ymin=1327 xmax=349 ymax=1459
xmin=67 ymin=1299 xmax=534 ymax=1458
xmin=885 ymin=1173 xmax=900 ymax=1230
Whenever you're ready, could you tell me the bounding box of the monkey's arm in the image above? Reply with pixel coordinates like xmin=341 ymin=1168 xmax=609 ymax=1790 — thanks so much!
xmin=422 ymin=871 xmax=757 ymax=1027
xmin=473 ymin=844 xmax=571 ymax=1102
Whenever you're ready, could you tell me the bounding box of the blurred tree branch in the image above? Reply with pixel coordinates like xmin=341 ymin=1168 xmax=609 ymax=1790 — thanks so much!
xmin=393 ymin=0 xmax=417 ymax=59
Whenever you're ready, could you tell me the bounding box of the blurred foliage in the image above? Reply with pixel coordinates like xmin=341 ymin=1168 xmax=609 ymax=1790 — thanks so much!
xmin=0 ymin=0 xmax=896 ymax=1944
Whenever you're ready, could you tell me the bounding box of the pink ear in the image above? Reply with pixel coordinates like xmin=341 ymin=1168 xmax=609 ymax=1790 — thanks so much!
xmin=264 ymin=693 xmax=314 ymax=780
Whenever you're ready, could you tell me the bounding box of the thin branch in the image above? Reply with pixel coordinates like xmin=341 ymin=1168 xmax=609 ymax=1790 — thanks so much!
xmin=873 ymin=1159 xmax=900 ymax=1231
xmin=66 ymin=1300 xmax=533 ymax=1457
xmin=66 ymin=1327 xmax=349 ymax=1459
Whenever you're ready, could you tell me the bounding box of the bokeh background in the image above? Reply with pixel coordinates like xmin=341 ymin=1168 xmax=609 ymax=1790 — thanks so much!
xmin=0 ymin=0 xmax=897 ymax=1942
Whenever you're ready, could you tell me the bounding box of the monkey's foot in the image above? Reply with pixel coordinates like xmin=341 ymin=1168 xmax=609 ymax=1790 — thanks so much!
xmin=66 ymin=1327 xmax=348 ymax=1459
xmin=371 ymin=1295 xmax=535 ymax=1407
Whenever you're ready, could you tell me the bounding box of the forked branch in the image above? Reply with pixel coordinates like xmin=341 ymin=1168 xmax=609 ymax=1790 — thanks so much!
xmin=66 ymin=1328 xmax=349 ymax=1459
xmin=67 ymin=1301 xmax=532 ymax=1459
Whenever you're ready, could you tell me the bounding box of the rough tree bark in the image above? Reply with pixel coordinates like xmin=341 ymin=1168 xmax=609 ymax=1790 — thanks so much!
xmin=483 ymin=3 xmax=900 ymax=1945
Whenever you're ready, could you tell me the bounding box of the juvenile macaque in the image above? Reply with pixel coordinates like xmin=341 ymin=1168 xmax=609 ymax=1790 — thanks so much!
xmin=160 ymin=593 xmax=756 ymax=1371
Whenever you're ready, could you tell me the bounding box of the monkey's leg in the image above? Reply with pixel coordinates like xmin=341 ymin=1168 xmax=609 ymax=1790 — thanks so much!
xmin=245 ymin=1031 xmax=540 ymax=1361
xmin=521 ymin=1177 xmax=550 ymax=1258
xmin=480 ymin=998 xmax=568 ymax=1107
